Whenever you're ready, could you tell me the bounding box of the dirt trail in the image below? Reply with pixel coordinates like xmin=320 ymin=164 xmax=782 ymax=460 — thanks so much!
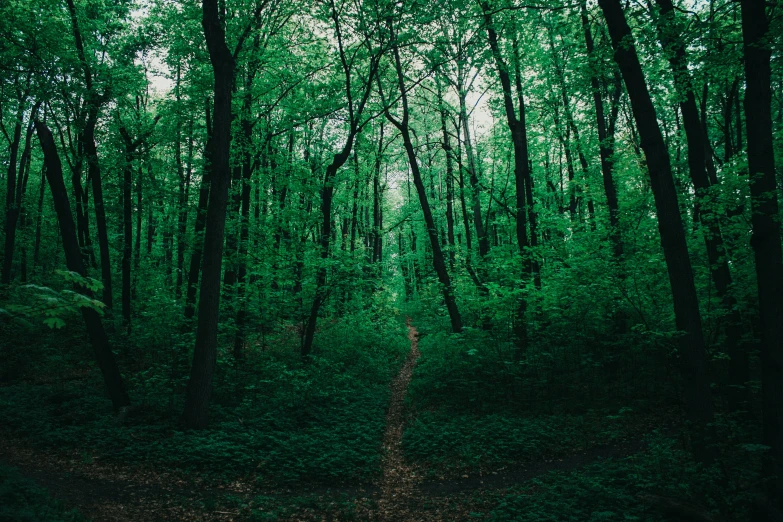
xmin=373 ymin=317 xmax=423 ymax=521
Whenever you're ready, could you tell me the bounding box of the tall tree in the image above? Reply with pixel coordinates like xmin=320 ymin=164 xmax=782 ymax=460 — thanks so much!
xmin=598 ymin=0 xmax=714 ymax=461
xmin=64 ymin=0 xmax=113 ymax=310
xmin=740 ymin=0 xmax=783 ymax=505
xmin=301 ymin=0 xmax=382 ymax=357
xmin=34 ymin=120 xmax=130 ymax=409
xmin=182 ymin=0 xmax=268 ymax=429
xmin=381 ymin=13 xmax=463 ymax=334
xmin=481 ymin=1 xmax=536 ymax=355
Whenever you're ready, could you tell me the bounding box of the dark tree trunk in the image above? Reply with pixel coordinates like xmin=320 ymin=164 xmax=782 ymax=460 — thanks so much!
xmin=350 ymin=151 xmax=360 ymax=254
xmin=383 ymin=19 xmax=462 ymax=334
xmin=372 ymin=126 xmax=384 ymax=266
xmin=184 ymin=100 xmax=213 ymax=320
xmin=33 ymin=163 xmax=46 ymax=268
xmin=121 ymin=136 xmax=133 ymax=330
xmin=65 ymin=0 xmax=111 ymax=308
xmin=35 ymin=120 xmax=130 ymax=410
xmin=133 ymin=158 xmax=142 ymax=299
xmin=177 ymin=119 xmax=194 ymax=299
xmin=740 ymin=0 xmax=783 ymax=505
xmin=482 ymin=2 xmax=534 ymax=356
xmin=301 ymin=5 xmax=380 ymax=357
xmin=182 ymin=0 xmax=237 ymax=429
xmin=119 ymin=116 xmax=160 ymax=331
xmin=2 ymin=117 xmax=23 ymax=285
xmin=17 ymin=127 xmax=35 ymax=283
xmin=599 ymin=0 xmax=715 ymax=462
xmin=458 ymin=80 xmax=488 ymax=258
xmin=303 ymin=156 xmax=350 ymax=356
xmin=437 ymin=79 xmax=456 ymax=271
xmin=233 ymin=64 xmax=257 ymax=361
xmin=83 ymin=116 xmax=112 ymax=310
xmin=582 ymin=1 xmax=624 ymax=259
xmin=652 ymin=0 xmax=747 ymax=409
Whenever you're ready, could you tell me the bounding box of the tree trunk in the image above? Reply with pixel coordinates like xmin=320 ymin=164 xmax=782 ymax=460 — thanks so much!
xmin=652 ymin=0 xmax=747 ymax=409
xmin=301 ymin=5 xmax=380 ymax=357
xmin=84 ymin=115 xmax=112 ymax=310
xmin=182 ymin=0 xmax=237 ymax=429
xmin=2 ymin=116 xmax=23 ymax=285
xmin=581 ymin=0 xmax=624 ymax=259
xmin=122 ymin=135 xmax=133 ymax=330
xmin=599 ymin=0 xmax=714 ymax=462
xmin=384 ymin=18 xmax=462 ymax=334
xmin=35 ymin=120 xmax=130 ymax=410
xmin=33 ymin=163 xmax=45 ymax=268
xmin=233 ymin=67 xmax=257 ymax=360
xmin=437 ymin=79 xmax=457 ymax=271
xmin=740 ymin=0 xmax=783 ymax=505
xmin=482 ymin=2 xmax=534 ymax=356
xmin=176 ymin=119 xmax=193 ymax=299
xmin=457 ymin=78 xmax=489 ymax=258
xmin=184 ymin=100 xmax=213 ymax=320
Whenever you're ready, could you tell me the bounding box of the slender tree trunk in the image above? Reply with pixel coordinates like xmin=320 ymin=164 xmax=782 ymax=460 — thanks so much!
xmin=2 ymin=116 xmax=23 ymax=285
xmin=182 ymin=0 xmax=237 ymax=429
xmin=599 ymin=0 xmax=715 ymax=462
xmin=652 ymin=0 xmax=747 ymax=409
xmin=122 ymin=138 xmax=133 ymax=330
xmin=184 ymin=100 xmax=213 ymax=320
xmin=582 ymin=0 xmax=624 ymax=259
xmin=233 ymin=67 xmax=257 ymax=360
xmin=740 ymin=0 xmax=783 ymax=505
xmin=457 ymin=77 xmax=489 ymax=258
xmin=301 ymin=5 xmax=380 ymax=357
xmin=482 ymin=2 xmax=533 ymax=356
xmin=83 ymin=116 xmax=112 ymax=310
xmin=384 ymin=19 xmax=462 ymax=334
xmin=132 ymin=157 xmax=142 ymax=299
xmin=33 ymin=163 xmax=45 ymax=268
xmin=303 ymin=156 xmax=350 ymax=355
xmin=35 ymin=121 xmax=130 ymax=409
xmin=372 ymin=127 xmax=384 ymax=266
xmin=177 ymin=120 xmax=193 ymax=299
xmin=437 ymin=80 xmax=456 ymax=271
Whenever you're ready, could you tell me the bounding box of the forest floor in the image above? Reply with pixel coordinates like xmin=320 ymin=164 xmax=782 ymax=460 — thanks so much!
xmin=0 ymin=320 xmax=664 ymax=521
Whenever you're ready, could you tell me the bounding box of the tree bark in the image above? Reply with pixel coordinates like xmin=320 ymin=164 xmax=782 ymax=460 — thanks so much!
xmin=581 ymin=0 xmax=624 ymax=259
xmin=184 ymin=100 xmax=213 ymax=320
xmin=2 ymin=115 xmax=23 ymax=285
xmin=740 ymin=0 xmax=783 ymax=505
xmin=652 ymin=0 xmax=747 ymax=409
xmin=599 ymin=0 xmax=714 ymax=462
xmin=35 ymin=120 xmax=130 ymax=410
xmin=383 ymin=17 xmax=462 ymax=334
xmin=482 ymin=2 xmax=534 ymax=355
xmin=182 ymin=0 xmax=237 ymax=429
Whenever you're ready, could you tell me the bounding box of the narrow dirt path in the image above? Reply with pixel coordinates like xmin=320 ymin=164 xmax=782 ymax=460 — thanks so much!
xmin=374 ymin=317 xmax=422 ymax=521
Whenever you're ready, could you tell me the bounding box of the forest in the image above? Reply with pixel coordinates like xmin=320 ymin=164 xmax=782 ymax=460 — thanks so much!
xmin=0 ymin=0 xmax=781 ymax=519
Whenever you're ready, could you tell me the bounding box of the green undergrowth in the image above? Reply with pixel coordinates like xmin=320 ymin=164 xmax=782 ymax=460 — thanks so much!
xmin=0 ymin=310 xmax=409 ymax=487
xmin=402 ymin=324 xmax=677 ymax=476
xmin=483 ymin=434 xmax=754 ymax=521
xmin=0 ymin=463 xmax=85 ymax=522
xmin=403 ymin=409 xmax=641 ymax=477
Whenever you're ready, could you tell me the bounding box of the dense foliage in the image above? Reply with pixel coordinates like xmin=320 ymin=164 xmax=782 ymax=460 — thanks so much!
xmin=1 ymin=0 xmax=781 ymax=519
